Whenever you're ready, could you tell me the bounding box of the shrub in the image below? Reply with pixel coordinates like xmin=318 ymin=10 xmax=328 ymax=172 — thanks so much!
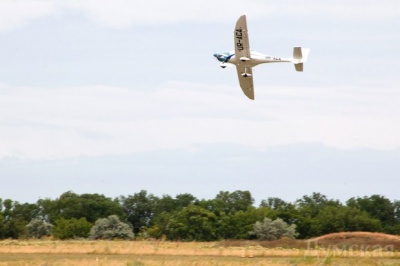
xmin=26 ymin=218 xmax=53 ymax=239
xmin=53 ymin=218 xmax=92 ymax=239
xmin=89 ymin=215 xmax=134 ymax=240
xmin=251 ymin=218 xmax=298 ymax=240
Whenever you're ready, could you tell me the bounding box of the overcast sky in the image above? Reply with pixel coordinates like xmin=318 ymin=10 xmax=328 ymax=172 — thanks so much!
xmin=1 ymin=0 xmax=400 ymax=204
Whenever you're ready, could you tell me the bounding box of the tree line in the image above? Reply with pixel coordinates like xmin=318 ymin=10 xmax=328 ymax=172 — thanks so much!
xmin=0 ymin=190 xmax=399 ymax=241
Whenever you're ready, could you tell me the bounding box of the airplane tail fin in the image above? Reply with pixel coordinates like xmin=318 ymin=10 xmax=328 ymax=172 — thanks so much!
xmin=293 ymin=47 xmax=310 ymax=72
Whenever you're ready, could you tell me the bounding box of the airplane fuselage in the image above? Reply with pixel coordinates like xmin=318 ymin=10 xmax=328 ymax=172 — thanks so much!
xmin=213 ymin=51 xmax=292 ymax=68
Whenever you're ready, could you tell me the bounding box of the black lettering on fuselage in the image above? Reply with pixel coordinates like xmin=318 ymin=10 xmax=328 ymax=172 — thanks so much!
xmin=235 ymin=28 xmax=244 ymax=51
xmin=266 ymin=56 xmax=281 ymax=61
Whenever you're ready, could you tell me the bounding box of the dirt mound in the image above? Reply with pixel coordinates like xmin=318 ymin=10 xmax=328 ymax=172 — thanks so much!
xmin=309 ymin=232 xmax=400 ymax=250
xmin=220 ymin=232 xmax=400 ymax=250
xmin=312 ymin=231 xmax=400 ymax=242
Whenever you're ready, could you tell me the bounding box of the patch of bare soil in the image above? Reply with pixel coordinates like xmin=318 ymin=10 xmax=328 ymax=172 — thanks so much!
xmin=310 ymin=231 xmax=400 ymax=250
xmin=219 ymin=232 xmax=400 ymax=251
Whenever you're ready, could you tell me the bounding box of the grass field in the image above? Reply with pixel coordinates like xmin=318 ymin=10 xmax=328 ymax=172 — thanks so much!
xmin=1 ymin=232 xmax=400 ymax=265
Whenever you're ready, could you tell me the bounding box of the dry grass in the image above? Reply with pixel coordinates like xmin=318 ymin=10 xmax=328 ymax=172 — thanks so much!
xmin=0 ymin=232 xmax=400 ymax=266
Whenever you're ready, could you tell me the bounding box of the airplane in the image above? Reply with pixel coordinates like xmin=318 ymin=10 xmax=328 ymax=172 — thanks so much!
xmin=213 ymin=15 xmax=310 ymax=100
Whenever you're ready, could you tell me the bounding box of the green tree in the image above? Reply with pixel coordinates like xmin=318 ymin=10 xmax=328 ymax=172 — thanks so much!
xmin=347 ymin=195 xmax=396 ymax=232
xmin=261 ymin=197 xmax=288 ymax=210
xmin=213 ymin=190 xmax=254 ymax=214
xmin=0 ymin=199 xmax=19 ymax=238
xmin=345 ymin=207 xmax=382 ymax=232
xmin=0 ymin=209 xmax=3 ymax=239
xmin=0 ymin=199 xmax=38 ymax=239
xmin=53 ymin=218 xmax=92 ymax=239
xmin=120 ymin=190 xmax=158 ymax=234
xmin=388 ymin=200 xmax=400 ymax=234
xmin=295 ymin=193 xmax=341 ymax=238
xmin=174 ymin=193 xmax=198 ymax=210
xmin=36 ymin=198 xmax=57 ymax=223
xmin=44 ymin=191 xmax=124 ymax=223
xmin=218 ymin=207 xmax=272 ymax=239
xmin=147 ymin=193 xmax=198 ymax=239
xmin=260 ymin=197 xmax=299 ymax=224
xmin=147 ymin=211 xmax=173 ymax=239
xmin=296 ymin=193 xmax=341 ymax=217
xmin=309 ymin=206 xmax=382 ymax=237
xmin=10 ymin=202 xmax=39 ymax=223
xmin=167 ymin=205 xmax=217 ymax=241
xmin=89 ymin=215 xmax=134 ymax=240
xmin=152 ymin=193 xmax=197 ymax=217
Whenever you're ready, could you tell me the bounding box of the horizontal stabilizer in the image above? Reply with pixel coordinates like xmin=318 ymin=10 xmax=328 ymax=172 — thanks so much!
xmin=293 ymin=47 xmax=302 ymax=60
xmin=294 ymin=63 xmax=303 ymax=72
xmin=293 ymin=47 xmax=310 ymax=72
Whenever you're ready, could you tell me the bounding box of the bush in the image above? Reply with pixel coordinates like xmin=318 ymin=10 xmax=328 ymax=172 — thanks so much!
xmin=89 ymin=215 xmax=134 ymax=240
xmin=53 ymin=218 xmax=92 ymax=239
xmin=26 ymin=218 xmax=53 ymax=239
xmin=251 ymin=218 xmax=298 ymax=240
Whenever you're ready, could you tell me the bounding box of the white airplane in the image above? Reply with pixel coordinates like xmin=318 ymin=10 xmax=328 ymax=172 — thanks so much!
xmin=213 ymin=15 xmax=310 ymax=100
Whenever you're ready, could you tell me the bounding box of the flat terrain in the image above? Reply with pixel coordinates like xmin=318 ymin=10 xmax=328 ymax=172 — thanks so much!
xmin=0 ymin=232 xmax=399 ymax=265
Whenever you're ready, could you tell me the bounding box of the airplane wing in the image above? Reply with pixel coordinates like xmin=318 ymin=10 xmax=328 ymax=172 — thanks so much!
xmin=234 ymin=15 xmax=250 ymax=59
xmin=234 ymin=15 xmax=254 ymax=100
xmin=236 ymin=64 xmax=254 ymax=100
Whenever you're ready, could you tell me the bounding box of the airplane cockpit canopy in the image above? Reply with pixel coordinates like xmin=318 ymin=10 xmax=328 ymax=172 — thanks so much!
xmin=213 ymin=52 xmax=234 ymax=62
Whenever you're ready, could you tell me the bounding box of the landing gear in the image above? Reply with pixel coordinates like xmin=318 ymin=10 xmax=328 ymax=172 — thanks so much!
xmin=220 ymin=63 xmax=226 ymax=69
xmin=241 ymin=67 xmax=252 ymax=78
xmin=241 ymin=73 xmax=252 ymax=78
